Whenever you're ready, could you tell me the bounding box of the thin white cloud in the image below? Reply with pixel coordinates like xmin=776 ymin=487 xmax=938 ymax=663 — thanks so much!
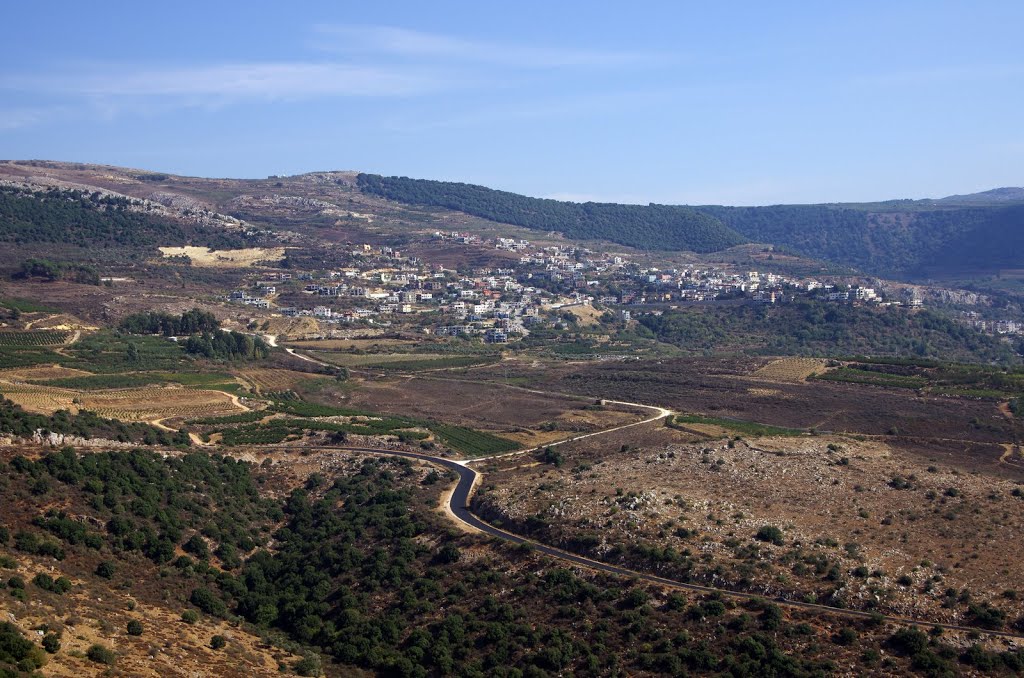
xmin=6 ymin=62 xmax=452 ymax=101
xmin=311 ymin=24 xmax=661 ymax=68
xmin=0 ymin=24 xmax=664 ymax=128
xmin=849 ymin=63 xmax=1024 ymax=89
xmin=0 ymin=106 xmax=67 ymax=131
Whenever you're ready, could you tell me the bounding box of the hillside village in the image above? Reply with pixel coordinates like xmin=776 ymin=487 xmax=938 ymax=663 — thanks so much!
xmin=221 ymin=227 xmax=927 ymax=343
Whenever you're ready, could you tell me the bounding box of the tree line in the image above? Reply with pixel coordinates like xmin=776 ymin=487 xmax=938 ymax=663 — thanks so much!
xmin=357 ymin=174 xmax=747 ymax=253
xmin=0 ymin=186 xmax=248 ymax=251
xmin=120 ymin=309 xmax=220 ymax=336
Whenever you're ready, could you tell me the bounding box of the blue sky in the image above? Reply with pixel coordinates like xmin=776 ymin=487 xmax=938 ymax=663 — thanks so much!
xmin=2 ymin=1 xmax=1022 ymax=205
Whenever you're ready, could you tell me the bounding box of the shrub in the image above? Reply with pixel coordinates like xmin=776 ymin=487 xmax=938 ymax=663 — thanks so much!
xmin=755 ymin=525 xmax=784 ymax=545
xmin=95 ymin=561 xmax=115 ymax=579
xmin=833 ymin=627 xmax=858 ymax=645
xmin=181 ymin=609 xmax=199 ymax=624
xmin=126 ymin=620 xmax=143 ymax=636
xmin=210 ymin=635 xmax=226 ymax=650
xmin=86 ymin=643 xmax=116 ymax=665
xmin=189 ymin=588 xmax=226 ymax=616
xmin=0 ymin=622 xmax=46 ymax=670
xmin=622 ymin=588 xmax=651 ymax=609
xmin=968 ymin=602 xmax=1007 ymax=629
xmin=887 ymin=627 xmax=929 ymax=655
xmin=540 ymin=447 xmax=564 ymax=467
xmin=42 ymin=633 xmax=61 ymax=654
xmin=437 ymin=544 xmax=461 ymax=564
xmin=760 ymin=603 xmax=783 ymax=630
xmin=294 ymin=652 xmax=322 ymax=677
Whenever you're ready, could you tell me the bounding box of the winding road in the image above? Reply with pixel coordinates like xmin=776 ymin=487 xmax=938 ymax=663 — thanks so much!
xmin=268 ymin=346 xmax=1024 ymax=640
xmin=296 ymin=437 xmax=1024 ymax=642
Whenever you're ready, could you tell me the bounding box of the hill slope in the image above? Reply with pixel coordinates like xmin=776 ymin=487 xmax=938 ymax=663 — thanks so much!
xmin=356 ymin=172 xmax=1024 ymax=280
xmin=698 ymin=202 xmax=1024 ymax=278
xmin=356 ymin=173 xmax=748 ymax=253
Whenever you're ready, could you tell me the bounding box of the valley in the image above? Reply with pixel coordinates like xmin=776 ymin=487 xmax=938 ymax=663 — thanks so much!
xmin=1 ymin=160 xmax=1023 ymax=677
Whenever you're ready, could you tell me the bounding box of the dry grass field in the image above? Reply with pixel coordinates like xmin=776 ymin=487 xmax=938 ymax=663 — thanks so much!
xmin=158 ymin=246 xmax=286 ymax=268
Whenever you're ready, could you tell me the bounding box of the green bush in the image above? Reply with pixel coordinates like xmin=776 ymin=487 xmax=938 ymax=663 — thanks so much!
xmin=42 ymin=633 xmax=60 ymax=654
xmin=126 ymin=620 xmax=143 ymax=636
xmin=86 ymin=643 xmax=116 ymax=665
xmin=190 ymin=588 xmax=227 ymax=617
xmin=0 ymin=622 xmax=46 ymax=670
xmin=755 ymin=525 xmax=784 ymax=546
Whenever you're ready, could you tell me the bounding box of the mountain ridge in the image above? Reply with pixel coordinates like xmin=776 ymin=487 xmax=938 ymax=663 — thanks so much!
xmin=3 ymin=160 xmax=1022 ymax=282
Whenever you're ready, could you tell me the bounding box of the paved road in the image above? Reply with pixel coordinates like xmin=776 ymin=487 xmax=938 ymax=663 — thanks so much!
xmin=301 ymin=444 xmax=1024 ymax=642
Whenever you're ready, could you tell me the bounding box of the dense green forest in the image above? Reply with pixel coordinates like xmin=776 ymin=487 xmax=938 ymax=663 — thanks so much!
xmin=0 ymin=186 xmax=248 ymax=251
xmin=637 ymin=302 xmax=1017 ymax=363
xmin=357 ymin=174 xmax=747 ymax=253
xmin=698 ymin=203 xmax=1024 ymax=278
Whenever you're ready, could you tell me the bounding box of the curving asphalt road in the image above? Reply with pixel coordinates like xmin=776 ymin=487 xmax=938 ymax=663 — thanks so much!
xmin=303 ymin=444 xmax=1024 ymax=642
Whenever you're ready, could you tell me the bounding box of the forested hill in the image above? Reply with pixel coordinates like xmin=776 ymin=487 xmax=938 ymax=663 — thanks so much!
xmin=0 ymin=185 xmax=248 ymax=251
xmin=698 ymin=203 xmax=1024 ymax=279
xmin=357 ymin=173 xmax=1024 ymax=279
xmin=356 ymin=174 xmax=748 ymax=253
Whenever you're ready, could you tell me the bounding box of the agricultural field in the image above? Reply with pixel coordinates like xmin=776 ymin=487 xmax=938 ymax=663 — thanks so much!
xmin=469 ymin=358 xmax=1021 ymax=456
xmin=0 ymin=381 xmax=246 ymax=421
xmin=283 ymin=337 xmax=424 ymax=351
xmin=814 ymin=366 xmax=929 ymax=389
xmin=236 ymin=368 xmax=321 ymax=394
xmin=0 ymin=330 xmax=70 ymax=347
xmin=671 ymin=413 xmax=806 ymax=438
xmin=0 ymin=296 xmax=60 ymax=313
xmin=307 ymin=351 xmax=496 ymax=370
xmin=0 ymin=365 xmax=92 ymax=382
xmin=431 ymin=424 xmax=520 ymax=456
xmin=0 ymin=382 xmax=79 ymax=415
xmin=751 ymin=357 xmax=828 ymax=382
xmin=80 ymin=387 xmax=246 ymax=422
xmin=0 ymin=348 xmax=63 ymax=370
